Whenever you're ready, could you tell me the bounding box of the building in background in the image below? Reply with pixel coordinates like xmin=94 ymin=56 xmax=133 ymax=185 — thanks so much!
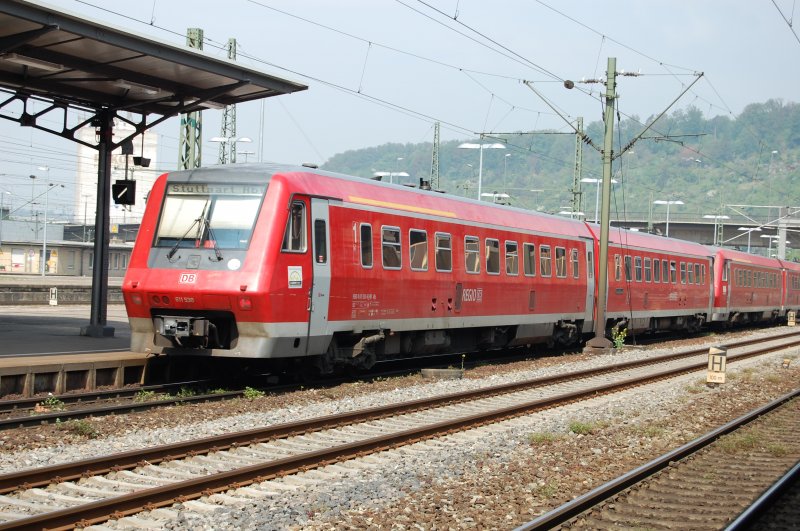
xmin=76 ymin=117 xmax=159 ymax=227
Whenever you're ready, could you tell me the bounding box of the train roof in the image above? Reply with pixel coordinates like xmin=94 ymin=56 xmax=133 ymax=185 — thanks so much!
xmin=778 ymin=258 xmax=800 ymax=272
xmin=584 ymin=223 xmax=713 ymax=257
xmin=711 ymin=247 xmax=783 ymax=268
xmin=165 ymin=163 xmax=594 ymax=240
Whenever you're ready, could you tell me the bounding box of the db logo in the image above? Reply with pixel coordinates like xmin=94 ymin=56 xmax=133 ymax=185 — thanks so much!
xmin=179 ymin=273 xmax=197 ymax=284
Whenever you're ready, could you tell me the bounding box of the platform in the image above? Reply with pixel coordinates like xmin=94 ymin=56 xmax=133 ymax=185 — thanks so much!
xmin=0 ymin=274 xmax=123 ymax=305
xmin=0 ymin=350 xmax=150 ymax=397
xmin=0 ymin=301 xmax=145 ymax=396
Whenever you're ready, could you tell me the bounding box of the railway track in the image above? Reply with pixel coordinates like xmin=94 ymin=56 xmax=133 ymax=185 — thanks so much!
xmin=515 ymin=390 xmax=800 ymax=530
xmin=1 ymin=328 xmax=793 ymax=430
xmin=0 ymin=331 xmax=796 ymax=529
xmin=0 ymin=381 xmax=242 ymax=430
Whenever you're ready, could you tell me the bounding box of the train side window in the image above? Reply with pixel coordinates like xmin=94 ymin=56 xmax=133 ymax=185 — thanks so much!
xmin=381 ymin=226 xmax=402 ymax=270
xmin=614 ymin=254 xmax=622 ymax=281
xmin=644 ymin=257 xmax=651 ymax=282
xmin=435 ymin=233 xmax=452 ymax=272
xmin=282 ymin=201 xmax=307 ymax=252
xmin=653 ymin=258 xmax=661 ymax=282
xmin=465 ymin=236 xmax=480 ymax=274
xmin=555 ymin=247 xmax=567 ymax=278
xmin=680 ymin=262 xmax=687 ymax=284
xmin=746 ymin=270 xmax=752 ymax=287
xmin=486 ymin=238 xmax=500 ymax=275
xmin=662 ymin=260 xmax=669 ymax=283
xmin=695 ymin=264 xmax=702 ymax=285
xmin=409 ymin=229 xmax=428 ymax=271
xmin=360 ymin=224 xmax=373 ymax=268
xmin=506 ymin=241 xmax=519 ymax=276
xmin=523 ymin=243 xmax=536 ymax=276
xmin=571 ymin=249 xmax=579 ymax=279
xmin=587 ymin=250 xmax=593 ymax=279
xmin=670 ymin=261 xmax=677 ymax=283
xmin=634 ymin=256 xmax=642 ymax=282
xmin=314 ymin=219 xmax=327 ymax=263
xmin=687 ymin=262 xmax=695 ymax=284
xmin=624 ymin=256 xmax=632 ymax=281
xmin=540 ymin=245 xmax=552 ymax=277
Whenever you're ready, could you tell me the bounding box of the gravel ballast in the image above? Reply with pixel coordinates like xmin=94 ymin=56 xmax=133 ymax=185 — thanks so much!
xmin=0 ymin=327 xmax=796 ymax=529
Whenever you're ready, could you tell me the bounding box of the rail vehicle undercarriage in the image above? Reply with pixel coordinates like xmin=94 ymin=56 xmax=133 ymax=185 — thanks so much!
xmin=316 ymin=320 xmax=585 ymax=374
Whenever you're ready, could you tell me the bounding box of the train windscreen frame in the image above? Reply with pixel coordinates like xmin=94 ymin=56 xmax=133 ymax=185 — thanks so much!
xmin=153 ymin=182 xmax=267 ymax=250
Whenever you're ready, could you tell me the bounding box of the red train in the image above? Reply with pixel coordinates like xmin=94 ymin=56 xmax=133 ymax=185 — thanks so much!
xmin=122 ymin=164 xmax=797 ymax=372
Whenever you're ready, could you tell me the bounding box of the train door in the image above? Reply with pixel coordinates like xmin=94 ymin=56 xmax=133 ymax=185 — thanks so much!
xmin=306 ymin=198 xmax=332 ymax=355
xmin=582 ymin=238 xmax=595 ymax=332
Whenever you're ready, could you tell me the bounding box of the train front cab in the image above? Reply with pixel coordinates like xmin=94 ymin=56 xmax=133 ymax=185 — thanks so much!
xmin=122 ymin=167 xmax=340 ymax=366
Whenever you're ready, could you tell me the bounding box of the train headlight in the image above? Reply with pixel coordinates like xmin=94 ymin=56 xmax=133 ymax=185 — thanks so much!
xmin=130 ymin=294 xmax=143 ymax=305
xmin=238 ymin=296 xmax=252 ymax=311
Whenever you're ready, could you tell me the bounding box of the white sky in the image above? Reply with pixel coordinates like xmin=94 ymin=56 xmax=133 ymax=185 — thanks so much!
xmin=0 ymin=0 xmax=798 ymax=218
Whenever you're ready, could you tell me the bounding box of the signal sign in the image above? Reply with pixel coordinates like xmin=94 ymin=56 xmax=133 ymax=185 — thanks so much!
xmin=707 ymin=346 xmax=727 ymax=384
xmin=112 ymin=180 xmax=136 ymax=205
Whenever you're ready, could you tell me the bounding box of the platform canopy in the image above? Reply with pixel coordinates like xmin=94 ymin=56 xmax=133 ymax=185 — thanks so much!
xmin=0 ymin=0 xmax=308 ymax=338
xmin=0 ymin=0 xmax=307 ymax=118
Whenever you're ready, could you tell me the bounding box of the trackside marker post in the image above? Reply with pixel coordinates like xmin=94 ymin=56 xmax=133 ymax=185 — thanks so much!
xmin=707 ymin=346 xmax=727 ymax=384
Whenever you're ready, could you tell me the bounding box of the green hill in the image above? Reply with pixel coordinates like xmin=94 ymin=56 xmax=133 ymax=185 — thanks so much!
xmin=322 ymin=99 xmax=798 ymax=222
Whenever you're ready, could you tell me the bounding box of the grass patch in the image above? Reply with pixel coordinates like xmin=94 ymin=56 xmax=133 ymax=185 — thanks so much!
xmin=738 ymin=367 xmax=757 ymax=382
xmin=56 ymin=419 xmax=99 ymax=438
xmin=685 ymin=380 xmax=708 ymax=394
xmin=243 ymin=386 xmax=266 ymax=400
xmin=535 ymin=483 xmax=558 ymax=498
xmin=175 ymin=387 xmax=196 ymax=399
xmin=718 ymin=429 xmax=762 ymax=454
xmin=635 ymin=423 xmax=666 ymax=438
xmin=766 ymin=443 xmax=788 ymax=457
xmin=568 ymin=421 xmax=595 ymax=435
xmin=133 ymin=390 xmax=169 ymax=402
xmin=36 ymin=394 xmax=65 ymax=412
xmin=528 ymin=432 xmax=560 ymax=445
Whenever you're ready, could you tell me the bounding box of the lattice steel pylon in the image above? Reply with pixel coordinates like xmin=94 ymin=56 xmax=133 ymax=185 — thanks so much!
xmin=178 ymin=28 xmax=203 ymax=169
xmin=571 ymin=116 xmax=584 ymax=216
xmin=218 ymin=38 xmax=237 ymax=164
xmin=430 ymin=121 xmax=440 ymax=189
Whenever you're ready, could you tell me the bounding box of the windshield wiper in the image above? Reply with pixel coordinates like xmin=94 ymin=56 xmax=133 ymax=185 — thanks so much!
xmin=166 ymin=217 xmax=201 ymax=261
xmin=202 ymin=216 xmax=224 ymax=262
xmin=166 ymin=201 xmax=209 ymax=261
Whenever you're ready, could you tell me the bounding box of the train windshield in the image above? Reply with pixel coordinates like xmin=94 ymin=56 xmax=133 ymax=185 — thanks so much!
xmin=154 ymin=182 xmax=266 ymax=250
